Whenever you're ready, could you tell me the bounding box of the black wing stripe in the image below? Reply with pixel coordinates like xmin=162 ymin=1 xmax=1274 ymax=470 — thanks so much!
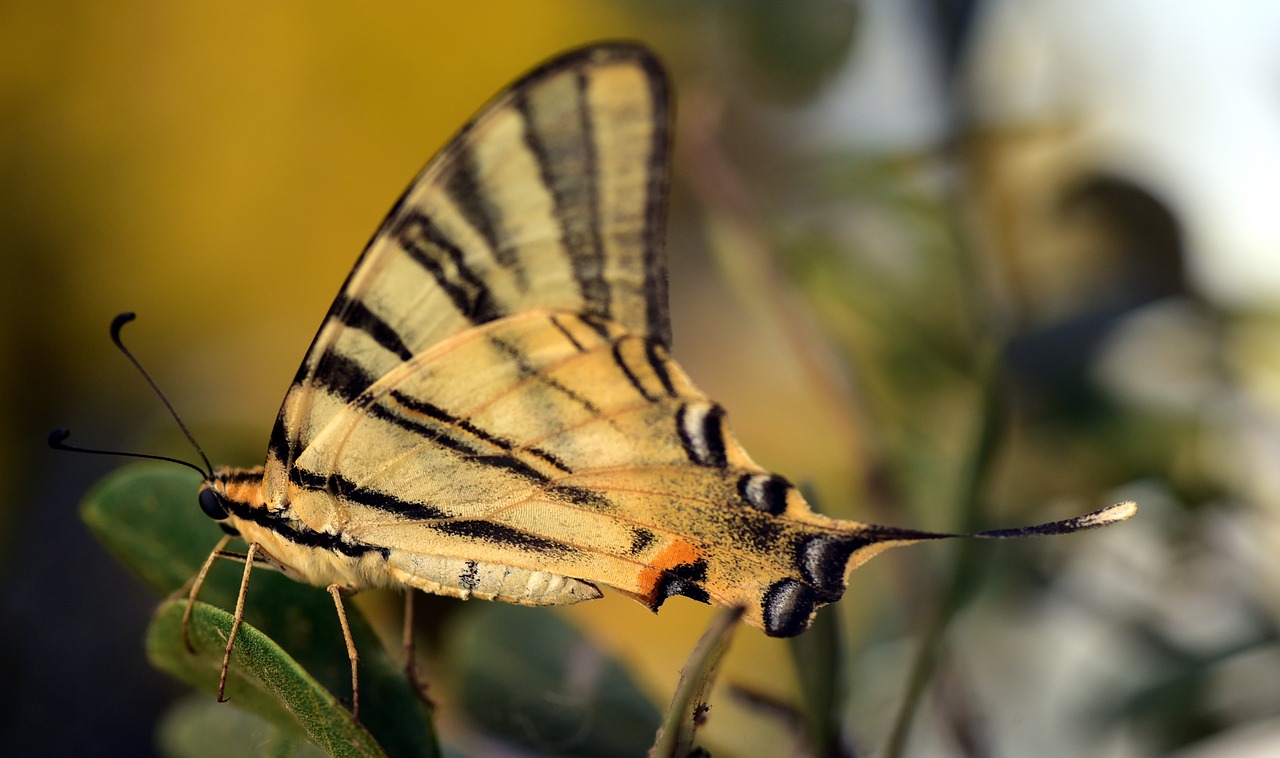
xmin=313 ymin=350 xmax=379 ymax=406
xmin=644 ymin=339 xmax=676 ymax=397
xmin=309 ymin=468 xmax=449 ymax=521
xmin=429 ymin=519 xmax=574 ymax=556
xmin=222 ymin=495 xmax=388 ymax=559
xmin=391 ymin=209 xmax=501 ymax=324
xmin=443 ymin=145 xmax=518 ymax=272
xmin=364 ymin=398 xmax=552 ymax=485
xmin=516 ymin=76 xmax=610 ymax=323
xmin=268 ymin=413 xmax=294 ymax=467
xmin=637 ymin=54 xmax=672 ymax=347
xmin=573 ymin=68 xmax=609 ymax=321
xmin=612 ymin=340 xmax=656 ymax=403
xmin=389 ymin=390 xmax=573 ymax=474
xmin=577 ymin=311 xmax=615 ymax=341
xmin=487 ymin=334 xmax=603 ymax=417
xmin=333 ymin=295 xmax=414 ymax=362
xmin=335 ymin=479 xmax=450 ymax=521
xmin=549 ymin=313 xmax=587 ymax=352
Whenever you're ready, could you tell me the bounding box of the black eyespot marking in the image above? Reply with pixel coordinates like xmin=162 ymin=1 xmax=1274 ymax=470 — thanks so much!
xmin=736 ymin=473 xmax=791 ymax=516
xmin=676 ymin=403 xmax=728 ymax=468
xmin=762 ymin=578 xmax=819 ymax=637
xmin=199 ymin=488 xmax=228 ymax=520
xmin=796 ymin=535 xmax=875 ymax=597
xmin=651 ymin=560 xmax=711 ymax=607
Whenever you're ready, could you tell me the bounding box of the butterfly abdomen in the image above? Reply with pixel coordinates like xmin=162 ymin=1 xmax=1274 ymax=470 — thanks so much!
xmin=385 ymin=552 xmax=602 ymax=605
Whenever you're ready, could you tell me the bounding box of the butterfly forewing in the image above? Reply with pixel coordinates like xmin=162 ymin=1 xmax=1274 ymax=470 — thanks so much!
xmin=265 ymin=45 xmax=670 ymax=498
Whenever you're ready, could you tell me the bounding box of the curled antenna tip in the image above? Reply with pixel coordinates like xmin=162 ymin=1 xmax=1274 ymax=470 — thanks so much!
xmin=1088 ymin=500 xmax=1139 ymax=526
xmin=110 ymin=312 xmax=138 ymax=345
xmin=100 ymin=311 xmax=215 ymax=475
xmin=46 ymin=425 xmax=211 ymax=478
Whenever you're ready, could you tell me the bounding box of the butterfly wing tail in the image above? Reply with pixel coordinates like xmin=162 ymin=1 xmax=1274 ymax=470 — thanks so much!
xmin=712 ymin=521 xmax=935 ymax=637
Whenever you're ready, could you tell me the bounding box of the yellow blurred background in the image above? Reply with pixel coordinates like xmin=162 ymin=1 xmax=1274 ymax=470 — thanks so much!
xmin=5 ymin=1 xmax=1280 ymax=755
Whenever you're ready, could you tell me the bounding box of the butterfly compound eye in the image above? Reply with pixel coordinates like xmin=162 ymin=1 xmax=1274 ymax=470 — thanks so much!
xmin=198 ymin=488 xmax=229 ymax=520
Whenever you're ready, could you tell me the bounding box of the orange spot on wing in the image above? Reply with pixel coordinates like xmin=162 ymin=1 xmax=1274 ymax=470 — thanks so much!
xmin=634 ymin=539 xmax=700 ymax=604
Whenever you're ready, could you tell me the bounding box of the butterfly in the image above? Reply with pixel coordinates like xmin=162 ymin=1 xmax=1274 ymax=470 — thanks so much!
xmin=61 ymin=42 xmax=1136 ymax=717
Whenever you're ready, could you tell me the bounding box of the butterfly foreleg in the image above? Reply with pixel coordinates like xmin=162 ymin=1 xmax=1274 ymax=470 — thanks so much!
xmin=181 ymin=533 xmax=232 ymax=653
xmin=182 ymin=535 xmax=290 ymax=654
xmin=402 ymin=590 xmax=432 ymax=707
xmin=218 ymin=542 xmax=259 ymax=703
xmin=327 ymin=584 xmax=361 ymax=722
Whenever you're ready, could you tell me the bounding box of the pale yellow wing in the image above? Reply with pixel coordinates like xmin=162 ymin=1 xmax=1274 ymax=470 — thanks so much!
xmin=263 ymin=44 xmax=670 ymax=502
xmin=212 ymin=42 xmax=1136 ymax=638
xmin=289 ymin=310 xmax=912 ymax=636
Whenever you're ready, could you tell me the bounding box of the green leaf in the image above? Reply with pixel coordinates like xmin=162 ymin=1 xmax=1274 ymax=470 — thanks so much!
xmin=149 ymin=600 xmax=384 ymax=758
xmin=157 ymin=693 xmax=328 ymax=758
xmin=80 ymin=463 xmax=222 ymax=596
xmin=446 ymin=602 xmax=661 ymax=757
xmin=81 ymin=464 xmax=440 ymax=758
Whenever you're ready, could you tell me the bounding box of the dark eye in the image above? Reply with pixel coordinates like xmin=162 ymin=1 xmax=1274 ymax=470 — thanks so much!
xmin=198 ymin=488 xmax=229 ymax=520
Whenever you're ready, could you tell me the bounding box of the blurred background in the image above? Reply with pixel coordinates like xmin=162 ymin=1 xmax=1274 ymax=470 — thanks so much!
xmin=5 ymin=0 xmax=1280 ymax=755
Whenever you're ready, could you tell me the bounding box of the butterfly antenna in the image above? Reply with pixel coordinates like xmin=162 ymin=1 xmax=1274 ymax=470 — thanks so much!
xmin=47 ymin=427 xmax=210 ymax=479
xmin=106 ymin=312 xmax=215 ymax=476
xmin=861 ymin=501 xmax=1138 ymax=544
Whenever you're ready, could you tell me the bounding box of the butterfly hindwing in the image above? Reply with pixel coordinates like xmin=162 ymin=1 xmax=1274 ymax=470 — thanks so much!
xmin=286 ymin=308 xmax=903 ymax=635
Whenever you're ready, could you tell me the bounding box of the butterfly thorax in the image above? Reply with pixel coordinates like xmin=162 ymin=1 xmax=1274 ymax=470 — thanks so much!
xmin=203 ymin=467 xmax=392 ymax=591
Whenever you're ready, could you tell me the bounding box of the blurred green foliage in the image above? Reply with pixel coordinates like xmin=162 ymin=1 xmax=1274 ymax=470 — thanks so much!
xmin=12 ymin=1 xmax=1280 ymax=756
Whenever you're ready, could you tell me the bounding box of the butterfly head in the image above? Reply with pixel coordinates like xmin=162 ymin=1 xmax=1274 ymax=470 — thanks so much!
xmin=195 ymin=467 xmax=270 ymax=536
xmin=198 ymin=483 xmax=229 ymax=520
xmin=196 ymin=476 xmax=239 ymax=537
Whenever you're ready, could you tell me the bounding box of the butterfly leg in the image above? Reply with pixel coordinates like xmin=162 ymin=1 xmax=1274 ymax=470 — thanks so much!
xmin=181 ymin=533 xmax=232 ymax=653
xmin=402 ymin=590 xmax=433 ymax=707
xmin=327 ymin=584 xmax=360 ymax=722
xmin=217 ymin=542 xmax=259 ymax=703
